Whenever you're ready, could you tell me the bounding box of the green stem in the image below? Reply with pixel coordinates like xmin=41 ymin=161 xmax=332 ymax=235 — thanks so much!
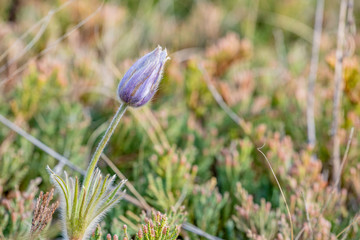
xmin=83 ymin=103 xmax=128 ymax=191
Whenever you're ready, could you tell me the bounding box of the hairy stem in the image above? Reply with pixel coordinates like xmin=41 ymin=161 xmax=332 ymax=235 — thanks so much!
xmin=83 ymin=103 xmax=128 ymax=191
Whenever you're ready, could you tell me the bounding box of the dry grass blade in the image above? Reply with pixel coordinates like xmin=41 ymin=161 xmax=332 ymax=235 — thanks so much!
xmin=182 ymin=223 xmax=223 ymax=240
xmin=331 ymin=0 xmax=348 ymax=186
xmin=0 ymin=114 xmax=86 ymax=175
xmin=345 ymin=0 xmax=356 ymax=57
xmin=300 ymin=191 xmax=313 ymax=240
xmin=312 ymin=127 xmax=354 ymax=231
xmin=307 ymin=0 xmax=324 ymax=149
xmin=0 ymin=0 xmax=76 ymax=64
xmin=326 ymin=127 xmax=354 ymax=201
xmin=336 ymin=214 xmax=359 ymax=239
xmin=198 ymin=63 xmax=248 ymax=132
xmin=334 ymin=127 xmax=354 ymax=187
xmin=261 ymin=11 xmax=313 ymax=43
xmin=101 ymin=153 xmax=152 ymax=211
xmin=0 ymin=13 xmax=51 ymax=75
xmin=129 ymin=108 xmax=163 ymax=151
xmin=142 ymin=107 xmax=170 ymax=150
xmin=294 ymin=228 xmax=305 ymax=240
xmin=0 ymin=0 xmax=105 ymax=87
xmin=257 ymin=144 xmax=294 ymax=240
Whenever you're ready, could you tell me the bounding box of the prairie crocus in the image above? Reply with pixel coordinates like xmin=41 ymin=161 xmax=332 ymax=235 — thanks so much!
xmin=48 ymin=46 xmax=169 ymax=240
xmin=118 ymin=46 xmax=169 ymax=107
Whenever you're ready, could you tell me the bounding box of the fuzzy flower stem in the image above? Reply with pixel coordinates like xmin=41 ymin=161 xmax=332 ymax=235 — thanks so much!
xmin=83 ymin=103 xmax=128 ymax=190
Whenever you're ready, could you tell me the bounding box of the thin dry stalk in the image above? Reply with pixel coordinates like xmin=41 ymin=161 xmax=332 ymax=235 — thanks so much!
xmin=101 ymin=153 xmax=152 ymax=211
xmin=0 ymin=117 xmax=23 ymax=156
xmin=0 ymin=13 xmax=51 ymax=74
xmin=0 ymin=0 xmax=76 ymax=65
xmin=334 ymin=127 xmax=354 ymax=187
xmin=245 ymin=0 xmax=259 ymax=41
xmin=198 ymin=63 xmax=248 ymax=133
xmin=130 ymin=108 xmax=164 ymax=151
xmin=30 ymin=189 xmax=59 ymax=238
xmin=313 ymin=127 xmax=354 ymax=231
xmin=294 ymin=228 xmax=305 ymax=240
xmin=0 ymin=0 xmax=105 ymax=87
xmin=263 ymin=11 xmax=313 ymax=43
xmin=182 ymin=223 xmax=223 ymax=240
xmin=301 ymin=191 xmax=313 ymax=239
xmin=331 ymin=0 xmax=348 ymax=186
xmin=336 ymin=214 xmax=359 ymax=239
xmin=273 ymin=29 xmax=288 ymax=68
xmin=142 ymin=107 xmax=170 ymax=150
xmin=345 ymin=0 xmax=356 ymax=57
xmin=307 ymin=0 xmax=324 ymax=149
xmin=0 ymin=114 xmax=86 ymax=174
xmin=257 ymin=144 xmax=294 ymax=240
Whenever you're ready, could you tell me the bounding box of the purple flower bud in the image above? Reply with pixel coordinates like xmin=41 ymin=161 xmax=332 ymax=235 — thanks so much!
xmin=118 ymin=46 xmax=169 ymax=107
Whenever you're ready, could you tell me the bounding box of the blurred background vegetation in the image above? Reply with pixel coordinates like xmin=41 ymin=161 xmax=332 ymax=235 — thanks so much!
xmin=0 ymin=0 xmax=360 ymax=239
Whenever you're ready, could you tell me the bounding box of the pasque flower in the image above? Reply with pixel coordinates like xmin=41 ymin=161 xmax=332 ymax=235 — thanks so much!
xmin=118 ymin=46 xmax=169 ymax=107
xmin=48 ymin=46 xmax=169 ymax=240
